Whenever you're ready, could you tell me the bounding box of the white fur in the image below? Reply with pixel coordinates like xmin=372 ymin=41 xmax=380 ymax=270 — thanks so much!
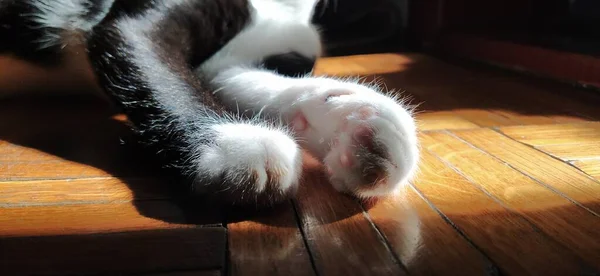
xmin=198 ymin=0 xmax=322 ymax=78
xmin=210 ymin=67 xmax=419 ymax=198
xmin=200 ymin=0 xmax=419 ymax=198
xmin=115 ymin=3 xmax=304 ymax=198
xmin=197 ymin=123 xmax=302 ymax=194
xmin=26 ymin=0 xmax=419 ymax=199
xmin=30 ymin=0 xmax=112 ymax=48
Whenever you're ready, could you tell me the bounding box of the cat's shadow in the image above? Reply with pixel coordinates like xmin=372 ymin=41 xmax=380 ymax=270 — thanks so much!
xmin=0 ymin=95 xmax=362 ymax=228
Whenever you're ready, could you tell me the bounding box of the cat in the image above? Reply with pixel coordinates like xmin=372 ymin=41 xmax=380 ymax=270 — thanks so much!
xmin=0 ymin=0 xmax=419 ymax=207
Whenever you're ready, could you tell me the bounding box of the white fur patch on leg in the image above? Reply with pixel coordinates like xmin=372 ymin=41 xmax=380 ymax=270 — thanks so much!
xmin=207 ymin=66 xmax=419 ymax=199
xmin=197 ymin=0 xmax=322 ymax=78
xmin=194 ymin=122 xmax=303 ymax=204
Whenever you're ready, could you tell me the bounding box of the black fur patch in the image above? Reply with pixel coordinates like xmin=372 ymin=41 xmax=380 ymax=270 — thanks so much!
xmin=262 ymin=52 xmax=316 ymax=77
xmin=0 ymin=0 xmax=61 ymax=65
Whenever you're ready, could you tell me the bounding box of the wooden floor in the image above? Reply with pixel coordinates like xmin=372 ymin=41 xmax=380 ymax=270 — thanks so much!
xmin=1 ymin=53 xmax=600 ymax=276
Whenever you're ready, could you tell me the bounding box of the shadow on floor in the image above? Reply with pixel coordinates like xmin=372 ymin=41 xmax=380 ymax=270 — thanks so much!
xmin=2 ymin=52 xmax=600 ymax=227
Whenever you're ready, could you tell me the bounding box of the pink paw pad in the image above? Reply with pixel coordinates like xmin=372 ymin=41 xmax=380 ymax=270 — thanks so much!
xmin=291 ymin=112 xmax=309 ymax=132
xmin=358 ymin=107 xmax=377 ymax=120
xmin=340 ymin=150 xmax=354 ymax=168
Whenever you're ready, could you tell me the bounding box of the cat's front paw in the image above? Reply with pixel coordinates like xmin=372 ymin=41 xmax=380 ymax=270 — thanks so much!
xmin=291 ymin=80 xmax=419 ymax=198
xmin=194 ymin=123 xmax=302 ymax=206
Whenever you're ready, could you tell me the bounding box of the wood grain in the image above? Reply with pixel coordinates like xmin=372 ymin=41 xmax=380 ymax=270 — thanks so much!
xmin=535 ymin=142 xmax=600 ymax=161
xmin=454 ymin=128 xmax=600 ymax=215
xmin=314 ymin=53 xmax=416 ymax=76
xmin=0 ymin=201 xmax=200 ymax=237
xmin=499 ymin=122 xmax=600 ymax=146
xmin=451 ymin=109 xmax=517 ymax=127
xmin=413 ymin=149 xmax=586 ymax=276
xmin=416 ymin=111 xmax=480 ymax=131
xmin=0 ymin=228 xmax=226 ymax=275
xmin=422 ymin=132 xmax=600 ymax=268
xmin=0 ymin=142 xmax=61 ymax=162
xmin=572 ymin=159 xmax=600 ymax=181
xmin=227 ymin=201 xmax=315 ymax=276
xmin=366 ymin=185 xmax=493 ymax=275
xmin=0 ymin=177 xmax=171 ymax=206
xmin=3 ymin=52 xmax=600 ymax=275
xmin=293 ymin=156 xmax=406 ymax=276
xmin=491 ymin=110 xmax=559 ymax=125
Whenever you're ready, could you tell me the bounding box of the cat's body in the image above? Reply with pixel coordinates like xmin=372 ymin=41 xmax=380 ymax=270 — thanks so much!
xmin=0 ymin=0 xmax=419 ymax=206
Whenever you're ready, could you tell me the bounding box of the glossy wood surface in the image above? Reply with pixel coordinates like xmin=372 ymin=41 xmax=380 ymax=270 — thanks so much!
xmin=2 ymin=53 xmax=600 ymax=275
xmin=422 ymin=131 xmax=600 ymax=269
xmin=573 ymin=159 xmax=600 ymax=181
xmin=227 ymin=201 xmax=314 ymax=276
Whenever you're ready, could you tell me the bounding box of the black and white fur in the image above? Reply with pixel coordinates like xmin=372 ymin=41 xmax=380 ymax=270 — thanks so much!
xmin=0 ymin=0 xmax=419 ymax=206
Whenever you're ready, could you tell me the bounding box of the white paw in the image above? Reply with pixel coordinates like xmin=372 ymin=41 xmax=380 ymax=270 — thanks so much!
xmin=195 ymin=123 xmax=302 ymax=206
xmin=289 ymin=79 xmax=419 ymax=198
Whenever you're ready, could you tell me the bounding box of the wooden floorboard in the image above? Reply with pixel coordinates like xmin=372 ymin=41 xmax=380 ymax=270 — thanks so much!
xmin=227 ymin=201 xmax=315 ymax=276
xmin=292 ymin=156 xmax=406 ymax=276
xmin=454 ymin=129 xmax=600 ymax=216
xmin=412 ymin=150 xmax=587 ymax=276
xmin=499 ymin=122 xmax=600 ymax=146
xmin=365 ymin=185 xmax=494 ymax=275
xmin=535 ymin=142 xmax=600 ymax=161
xmin=422 ymin=132 xmax=600 ymax=269
xmin=3 ymin=52 xmax=600 ymax=275
xmin=572 ymin=159 xmax=600 ymax=181
xmin=0 ymin=178 xmax=170 ymax=206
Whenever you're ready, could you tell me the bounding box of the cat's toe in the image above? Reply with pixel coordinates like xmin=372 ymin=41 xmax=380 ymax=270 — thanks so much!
xmin=194 ymin=123 xmax=302 ymax=206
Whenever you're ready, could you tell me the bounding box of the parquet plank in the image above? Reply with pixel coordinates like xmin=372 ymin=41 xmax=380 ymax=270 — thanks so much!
xmin=413 ymin=149 xmax=586 ymax=276
xmin=490 ymin=110 xmax=559 ymax=125
xmin=572 ymin=159 xmax=600 ymax=181
xmin=0 ymin=160 xmax=114 ymax=180
xmin=536 ymin=142 xmax=600 ymax=161
xmin=454 ymin=128 xmax=600 ymax=215
xmin=451 ymin=109 xmax=517 ymax=127
xmin=227 ymin=201 xmax=315 ymax=276
xmin=293 ymin=156 xmax=406 ymax=276
xmin=472 ymin=75 xmax=600 ymax=121
xmin=422 ymin=132 xmax=600 ymax=268
xmin=0 ymin=228 xmax=226 ymax=275
xmin=314 ymin=53 xmax=446 ymax=78
xmin=416 ymin=111 xmax=480 ymax=131
xmin=0 ymin=142 xmax=60 ymax=162
xmin=499 ymin=122 xmax=600 ymax=146
xmin=0 ymin=201 xmax=200 ymax=237
xmin=0 ymin=178 xmax=170 ymax=206
xmin=366 ymin=186 xmax=493 ymax=275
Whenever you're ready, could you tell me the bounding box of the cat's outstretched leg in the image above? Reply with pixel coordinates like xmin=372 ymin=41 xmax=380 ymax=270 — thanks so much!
xmin=87 ymin=1 xmax=303 ymax=206
xmin=197 ymin=0 xmax=419 ymax=199
xmin=208 ymin=67 xmax=419 ymax=199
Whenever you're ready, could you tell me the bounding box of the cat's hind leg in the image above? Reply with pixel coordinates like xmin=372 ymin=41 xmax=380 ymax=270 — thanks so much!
xmin=87 ymin=0 xmax=303 ymax=207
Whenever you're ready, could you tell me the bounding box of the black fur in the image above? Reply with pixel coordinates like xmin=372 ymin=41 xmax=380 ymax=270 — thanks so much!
xmin=88 ymin=0 xmax=267 ymax=203
xmin=0 ymin=0 xmax=315 ymax=207
xmin=263 ymin=52 xmax=316 ymax=77
xmin=0 ymin=0 xmax=61 ymax=65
